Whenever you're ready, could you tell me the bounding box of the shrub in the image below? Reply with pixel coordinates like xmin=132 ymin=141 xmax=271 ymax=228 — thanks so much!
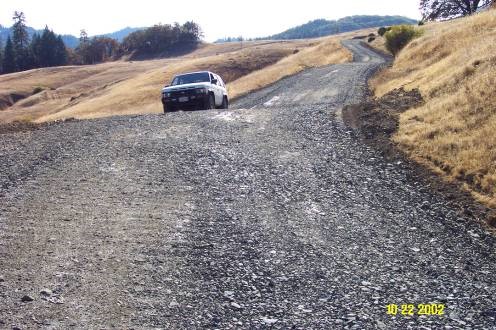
xmin=368 ymin=33 xmax=376 ymax=37
xmin=32 ymin=86 xmax=44 ymax=95
xmin=384 ymin=25 xmax=423 ymax=56
xmin=368 ymin=36 xmax=376 ymax=43
xmin=121 ymin=21 xmax=202 ymax=56
xmin=378 ymin=27 xmax=387 ymax=36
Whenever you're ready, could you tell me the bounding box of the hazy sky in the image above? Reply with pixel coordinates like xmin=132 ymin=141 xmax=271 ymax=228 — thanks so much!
xmin=1 ymin=0 xmax=421 ymax=41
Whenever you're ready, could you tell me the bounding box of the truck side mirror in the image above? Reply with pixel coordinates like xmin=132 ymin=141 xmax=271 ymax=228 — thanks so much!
xmin=211 ymin=79 xmax=218 ymax=84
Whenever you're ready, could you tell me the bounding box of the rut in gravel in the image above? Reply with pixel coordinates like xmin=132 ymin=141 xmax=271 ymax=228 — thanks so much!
xmin=1 ymin=40 xmax=496 ymax=329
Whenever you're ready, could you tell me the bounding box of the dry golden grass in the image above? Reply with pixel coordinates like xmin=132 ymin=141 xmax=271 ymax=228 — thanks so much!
xmin=0 ymin=32 xmax=356 ymax=123
xmin=36 ymin=42 xmax=305 ymax=122
xmin=0 ymin=41 xmax=308 ymax=122
xmin=0 ymin=41 xmax=302 ymax=122
xmin=228 ymin=36 xmax=351 ymax=99
xmin=0 ymin=59 xmax=171 ymax=122
xmin=371 ymin=9 xmax=496 ymax=207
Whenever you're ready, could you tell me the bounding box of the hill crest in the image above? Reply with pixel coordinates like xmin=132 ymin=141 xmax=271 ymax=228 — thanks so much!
xmin=268 ymin=15 xmax=417 ymax=40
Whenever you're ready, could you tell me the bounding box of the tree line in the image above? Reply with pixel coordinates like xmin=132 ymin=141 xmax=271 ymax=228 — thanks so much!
xmin=215 ymin=36 xmax=254 ymax=43
xmin=0 ymin=11 xmax=203 ymax=74
xmin=121 ymin=22 xmax=202 ymax=56
xmin=0 ymin=12 xmax=67 ymax=74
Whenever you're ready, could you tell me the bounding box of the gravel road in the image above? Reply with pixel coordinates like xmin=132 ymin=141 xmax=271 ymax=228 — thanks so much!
xmin=1 ymin=40 xmax=496 ymax=329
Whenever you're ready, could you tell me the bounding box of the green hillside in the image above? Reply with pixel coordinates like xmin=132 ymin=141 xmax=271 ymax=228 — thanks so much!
xmin=269 ymin=15 xmax=417 ymax=40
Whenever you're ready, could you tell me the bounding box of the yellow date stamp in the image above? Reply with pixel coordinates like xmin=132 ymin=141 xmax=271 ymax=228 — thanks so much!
xmin=386 ymin=304 xmax=445 ymax=316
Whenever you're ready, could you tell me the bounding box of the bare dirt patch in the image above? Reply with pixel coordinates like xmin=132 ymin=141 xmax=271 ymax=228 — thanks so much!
xmin=342 ymin=88 xmax=423 ymax=143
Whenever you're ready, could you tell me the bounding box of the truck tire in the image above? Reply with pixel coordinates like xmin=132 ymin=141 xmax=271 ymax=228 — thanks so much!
xmin=205 ymin=94 xmax=215 ymax=110
xmin=221 ymin=96 xmax=229 ymax=109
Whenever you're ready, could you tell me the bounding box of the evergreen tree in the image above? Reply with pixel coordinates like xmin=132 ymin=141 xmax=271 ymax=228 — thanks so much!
xmin=76 ymin=29 xmax=90 ymax=64
xmin=79 ymin=29 xmax=89 ymax=44
xmin=30 ymin=27 xmax=68 ymax=68
xmin=12 ymin=11 xmax=29 ymax=48
xmin=12 ymin=11 xmax=30 ymax=71
xmin=2 ymin=36 xmax=16 ymax=73
xmin=54 ymin=35 xmax=68 ymax=65
xmin=30 ymin=33 xmax=42 ymax=67
xmin=0 ymin=37 xmax=3 ymax=73
xmin=40 ymin=27 xmax=57 ymax=66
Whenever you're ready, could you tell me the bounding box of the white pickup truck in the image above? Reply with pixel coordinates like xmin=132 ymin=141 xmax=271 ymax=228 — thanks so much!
xmin=161 ymin=71 xmax=229 ymax=112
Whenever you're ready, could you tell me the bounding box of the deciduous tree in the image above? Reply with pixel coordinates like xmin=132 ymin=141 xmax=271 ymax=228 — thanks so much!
xmin=121 ymin=21 xmax=203 ymax=57
xmin=420 ymin=0 xmax=494 ymax=20
xmin=76 ymin=36 xmax=119 ymax=64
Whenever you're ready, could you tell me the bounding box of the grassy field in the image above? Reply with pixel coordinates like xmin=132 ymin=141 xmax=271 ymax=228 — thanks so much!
xmin=0 ymin=41 xmax=306 ymax=122
xmin=0 ymin=29 xmax=368 ymax=123
xmin=371 ymin=8 xmax=496 ymax=208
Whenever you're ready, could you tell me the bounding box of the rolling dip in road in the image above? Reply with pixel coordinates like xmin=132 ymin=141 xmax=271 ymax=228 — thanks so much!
xmin=1 ymin=40 xmax=495 ymax=329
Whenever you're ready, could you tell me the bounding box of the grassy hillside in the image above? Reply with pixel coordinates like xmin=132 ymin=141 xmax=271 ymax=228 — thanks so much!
xmin=0 ymin=29 xmax=365 ymax=123
xmin=269 ymin=15 xmax=417 ymax=40
xmin=371 ymin=9 xmax=496 ymax=207
xmin=0 ymin=41 xmax=300 ymax=122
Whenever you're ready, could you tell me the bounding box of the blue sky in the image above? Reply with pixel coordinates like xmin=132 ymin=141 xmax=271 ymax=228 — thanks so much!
xmin=1 ymin=0 xmax=421 ymax=41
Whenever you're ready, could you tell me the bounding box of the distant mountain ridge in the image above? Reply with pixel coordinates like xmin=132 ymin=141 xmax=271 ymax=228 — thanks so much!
xmin=268 ymin=15 xmax=418 ymax=40
xmin=0 ymin=25 xmax=144 ymax=48
xmin=99 ymin=27 xmax=144 ymax=42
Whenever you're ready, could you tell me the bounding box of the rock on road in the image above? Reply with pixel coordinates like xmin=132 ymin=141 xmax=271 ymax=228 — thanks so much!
xmin=1 ymin=40 xmax=496 ymax=329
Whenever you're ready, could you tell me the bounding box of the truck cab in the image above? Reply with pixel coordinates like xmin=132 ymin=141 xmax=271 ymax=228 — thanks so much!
xmin=161 ymin=71 xmax=229 ymax=112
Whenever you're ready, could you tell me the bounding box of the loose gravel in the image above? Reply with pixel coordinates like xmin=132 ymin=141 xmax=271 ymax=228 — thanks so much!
xmin=0 ymin=40 xmax=495 ymax=329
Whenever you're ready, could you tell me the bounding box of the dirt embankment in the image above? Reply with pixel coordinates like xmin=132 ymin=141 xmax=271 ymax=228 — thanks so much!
xmin=342 ymin=88 xmax=423 ymax=143
xmin=0 ymin=93 xmax=31 ymax=110
xmin=342 ymin=89 xmax=496 ymax=228
xmin=370 ymin=9 xmax=496 ymax=209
